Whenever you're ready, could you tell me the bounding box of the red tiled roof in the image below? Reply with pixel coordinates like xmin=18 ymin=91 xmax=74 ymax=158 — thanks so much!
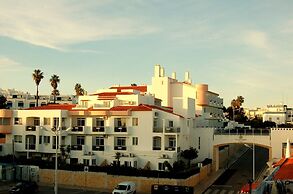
xmin=142 ymin=104 xmax=184 ymax=118
xmin=110 ymin=85 xmax=147 ymax=93
xmin=273 ymin=158 xmax=293 ymax=180
xmin=26 ymin=104 xmax=76 ymax=110
xmin=92 ymin=92 xmax=134 ymax=97
xmin=110 ymin=105 xmax=152 ymax=112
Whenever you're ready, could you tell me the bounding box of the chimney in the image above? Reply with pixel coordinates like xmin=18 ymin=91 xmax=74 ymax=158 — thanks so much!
xmin=184 ymin=71 xmax=192 ymax=83
xmin=154 ymin=64 xmax=161 ymax=77
xmin=160 ymin=66 xmax=165 ymax=77
xmin=172 ymin=72 xmax=176 ymax=79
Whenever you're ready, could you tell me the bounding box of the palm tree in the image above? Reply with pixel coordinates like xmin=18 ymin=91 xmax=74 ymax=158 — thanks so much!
xmin=32 ymin=69 xmax=44 ymax=106
xmin=74 ymin=83 xmax=85 ymax=96
xmin=50 ymin=74 xmax=60 ymax=103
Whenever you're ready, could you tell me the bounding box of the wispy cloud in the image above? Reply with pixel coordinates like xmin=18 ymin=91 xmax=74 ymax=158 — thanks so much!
xmin=243 ymin=30 xmax=272 ymax=50
xmin=0 ymin=57 xmax=25 ymax=71
xmin=0 ymin=0 xmax=158 ymax=50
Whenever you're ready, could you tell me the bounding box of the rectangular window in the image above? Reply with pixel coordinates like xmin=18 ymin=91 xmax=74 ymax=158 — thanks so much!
xmin=169 ymin=120 xmax=174 ymax=127
xmin=132 ymin=137 xmax=138 ymax=145
xmin=158 ymin=162 xmax=165 ymax=171
xmin=39 ymin=136 xmax=42 ymax=144
xmin=44 ymin=118 xmax=50 ymax=125
xmin=124 ymin=161 xmax=131 ymax=167
xmin=77 ymin=118 xmax=86 ymax=126
xmin=34 ymin=118 xmax=40 ymax=126
xmin=14 ymin=117 xmax=22 ymax=125
xmin=14 ymin=135 xmax=22 ymax=143
xmin=92 ymin=159 xmax=96 ymax=166
xmin=95 ymin=137 xmax=104 ymax=146
xmin=0 ymin=118 xmax=10 ymax=125
xmin=53 ymin=117 xmax=59 ymax=127
xmin=116 ymin=137 xmax=126 ymax=146
xmin=77 ymin=136 xmax=85 ymax=145
xmin=96 ymin=118 xmax=104 ymax=127
xmin=83 ymin=159 xmax=90 ymax=165
xmin=44 ymin=136 xmax=50 ymax=144
xmin=132 ymin=118 xmax=138 ymax=126
xmin=198 ymin=137 xmax=201 ymax=150
xmin=18 ymin=101 xmax=24 ymax=108
xmin=115 ymin=118 xmax=127 ymax=127
xmin=169 ymin=138 xmax=176 ymax=147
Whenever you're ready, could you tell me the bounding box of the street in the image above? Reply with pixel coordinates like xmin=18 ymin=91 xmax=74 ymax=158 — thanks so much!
xmin=204 ymin=146 xmax=269 ymax=194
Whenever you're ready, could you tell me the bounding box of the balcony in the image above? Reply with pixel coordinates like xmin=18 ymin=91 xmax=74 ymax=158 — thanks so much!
xmin=164 ymin=127 xmax=180 ymax=133
xmin=92 ymin=126 xmax=105 ymax=132
xmin=114 ymin=126 xmax=127 ymax=133
xmin=153 ymin=146 xmax=161 ymax=151
xmin=71 ymin=145 xmax=83 ymax=150
xmin=92 ymin=145 xmax=105 ymax=151
xmin=165 ymin=147 xmax=176 ymax=151
xmin=25 ymin=144 xmax=36 ymax=150
xmin=71 ymin=126 xmax=84 ymax=132
xmin=114 ymin=146 xmax=127 ymax=150
xmin=153 ymin=127 xmax=163 ymax=133
xmin=26 ymin=126 xmax=37 ymax=131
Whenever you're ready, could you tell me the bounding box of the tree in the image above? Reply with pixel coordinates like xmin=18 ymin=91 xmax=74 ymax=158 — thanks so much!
xmin=0 ymin=95 xmax=7 ymax=109
xmin=225 ymin=96 xmax=247 ymax=123
xmin=60 ymin=145 xmax=71 ymax=162
xmin=115 ymin=152 xmax=122 ymax=166
xmin=180 ymin=147 xmax=198 ymax=168
xmin=50 ymin=74 xmax=60 ymax=103
xmin=32 ymin=69 xmax=44 ymax=107
xmin=74 ymin=83 xmax=85 ymax=96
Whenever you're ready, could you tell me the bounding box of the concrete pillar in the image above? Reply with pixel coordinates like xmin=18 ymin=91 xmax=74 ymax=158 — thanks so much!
xmin=213 ymin=146 xmax=219 ymax=171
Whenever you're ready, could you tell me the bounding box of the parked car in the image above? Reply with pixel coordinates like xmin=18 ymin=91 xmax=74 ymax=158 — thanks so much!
xmin=112 ymin=181 xmax=136 ymax=194
xmin=9 ymin=181 xmax=38 ymax=194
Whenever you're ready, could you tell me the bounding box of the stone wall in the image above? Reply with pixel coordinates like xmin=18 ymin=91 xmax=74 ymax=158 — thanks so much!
xmin=39 ymin=164 xmax=212 ymax=193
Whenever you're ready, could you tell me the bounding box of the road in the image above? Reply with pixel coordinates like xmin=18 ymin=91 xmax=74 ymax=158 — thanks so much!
xmin=204 ymin=146 xmax=269 ymax=194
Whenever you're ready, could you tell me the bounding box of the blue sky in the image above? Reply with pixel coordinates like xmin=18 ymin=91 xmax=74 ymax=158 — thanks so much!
xmin=1 ymin=0 xmax=293 ymax=108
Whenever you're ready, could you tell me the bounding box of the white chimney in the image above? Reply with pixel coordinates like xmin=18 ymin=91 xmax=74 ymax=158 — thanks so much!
xmin=160 ymin=66 xmax=165 ymax=77
xmin=172 ymin=72 xmax=176 ymax=79
xmin=184 ymin=71 xmax=192 ymax=83
xmin=154 ymin=64 xmax=161 ymax=77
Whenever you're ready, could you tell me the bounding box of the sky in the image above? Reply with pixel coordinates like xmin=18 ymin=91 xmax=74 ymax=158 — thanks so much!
xmin=1 ymin=0 xmax=293 ymax=108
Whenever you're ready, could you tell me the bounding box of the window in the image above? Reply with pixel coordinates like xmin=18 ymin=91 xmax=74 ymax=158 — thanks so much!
xmin=7 ymin=101 xmax=12 ymax=108
xmin=18 ymin=101 xmax=24 ymax=108
xmin=77 ymin=118 xmax=86 ymax=126
xmin=29 ymin=102 xmax=35 ymax=108
xmin=34 ymin=118 xmax=40 ymax=126
xmin=124 ymin=161 xmax=131 ymax=167
xmin=53 ymin=118 xmax=59 ymax=127
xmin=96 ymin=118 xmax=104 ymax=127
xmin=95 ymin=137 xmax=104 ymax=146
xmin=92 ymin=159 xmax=96 ymax=166
xmin=115 ymin=118 xmax=127 ymax=127
xmin=39 ymin=136 xmax=42 ymax=144
xmin=132 ymin=137 xmax=138 ymax=145
xmin=0 ymin=118 xmax=10 ymax=125
xmin=103 ymin=101 xmax=110 ymax=107
xmin=44 ymin=118 xmax=50 ymax=125
xmin=14 ymin=117 xmax=22 ymax=125
xmin=169 ymin=138 xmax=176 ymax=147
xmin=168 ymin=120 xmax=173 ymax=127
xmin=158 ymin=162 xmax=166 ymax=171
xmin=44 ymin=136 xmax=50 ymax=144
xmin=83 ymin=159 xmax=90 ymax=165
xmin=153 ymin=137 xmax=161 ymax=149
xmin=198 ymin=137 xmax=201 ymax=150
xmin=41 ymin=102 xmax=47 ymax=106
xmin=153 ymin=118 xmax=158 ymax=128
xmin=77 ymin=136 xmax=85 ymax=145
xmin=115 ymin=137 xmax=126 ymax=146
xmin=132 ymin=118 xmax=138 ymax=126
xmin=14 ymin=135 xmax=22 ymax=143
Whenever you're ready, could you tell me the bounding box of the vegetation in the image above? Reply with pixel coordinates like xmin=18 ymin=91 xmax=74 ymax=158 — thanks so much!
xmin=180 ymin=147 xmax=198 ymax=168
xmin=50 ymin=74 xmax=60 ymax=103
xmin=32 ymin=69 xmax=44 ymax=107
xmin=115 ymin=152 xmax=121 ymax=166
xmin=224 ymin=96 xmax=248 ymax=123
xmin=74 ymin=83 xmax=85 ymax=96
xmin=0 ymin=95 xmax=7 ymax=109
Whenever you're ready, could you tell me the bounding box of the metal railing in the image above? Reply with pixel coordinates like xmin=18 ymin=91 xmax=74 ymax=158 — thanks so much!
xmin=214 ymin=128 xmax=270 ymax=136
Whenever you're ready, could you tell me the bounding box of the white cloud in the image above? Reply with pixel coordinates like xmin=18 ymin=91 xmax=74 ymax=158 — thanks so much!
xmin=0 ymin=0 xmax=158 ymax=50
xmin=0 ymin=57 xmax=25 ymax=71
xmin=243 ymin=30 xmax=272 ymax=50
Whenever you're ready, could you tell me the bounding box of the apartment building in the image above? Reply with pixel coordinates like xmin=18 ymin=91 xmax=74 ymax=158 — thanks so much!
xmin=263 ymin=104 xmax=293 ymax=125
xmin=0 ymin=65 xmax=224 ymax=170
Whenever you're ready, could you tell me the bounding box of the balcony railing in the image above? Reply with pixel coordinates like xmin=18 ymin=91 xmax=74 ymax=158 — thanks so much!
xmin=114 ymin=127 xmax=127 ymax=132
xmin=92 ymin=126 xmax=105 ymax=132
xmin=114 ymin=146 xmax=127 ymax=150
xmin=25 ymin=144 xmax=36 ymax=150
xmin=153 ymin=127 xmax=163 ymax=133
xmin=71 ymin=126 xmax=84 ymax=132
xmin=165 ymin=127 xmax=180 ymax=133
xmin=153 ymin=146 xmax=161 ymax=150
xmin=92 ymin=145 xmax=105 ymax=151
xmin=26 ymin=126 xmax=37 ymax=131
xmin=165 ymin=147 xmax=176 ymax=151
xmin=71 ymin=145 xmax=83 ymax=150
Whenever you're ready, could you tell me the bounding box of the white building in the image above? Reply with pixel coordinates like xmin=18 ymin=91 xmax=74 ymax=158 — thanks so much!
xmin=263 ymin=104 xmax=293 ymax=125
xmin=0 ymin=65 xmax=224 ymax=170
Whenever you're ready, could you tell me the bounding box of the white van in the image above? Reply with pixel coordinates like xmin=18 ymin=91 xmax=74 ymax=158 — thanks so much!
xmin=112 ymin=181 xmax=136 ymax=194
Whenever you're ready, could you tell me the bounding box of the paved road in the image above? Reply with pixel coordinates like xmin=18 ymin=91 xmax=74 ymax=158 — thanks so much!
xmin=204 ymin=146 xmax=268 ymax=194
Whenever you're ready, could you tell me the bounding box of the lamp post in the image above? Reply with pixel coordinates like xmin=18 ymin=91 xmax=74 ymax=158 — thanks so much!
xmin=43 ymin=115 xmax=71 ymax=194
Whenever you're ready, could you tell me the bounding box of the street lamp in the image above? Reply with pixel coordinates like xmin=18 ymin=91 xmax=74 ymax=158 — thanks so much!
xmin=244 ymin=143 xmax=255 ymax=181
xmin=42 ymin=116 xmax=71 ymax=194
